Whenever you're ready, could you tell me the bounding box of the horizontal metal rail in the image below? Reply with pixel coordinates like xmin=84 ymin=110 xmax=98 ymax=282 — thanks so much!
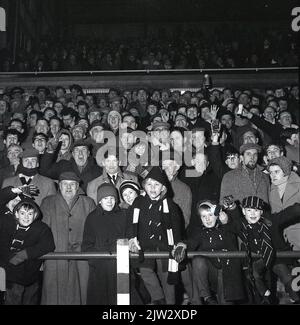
xmin=40 ymin=251 xmax=300 ymax=260
xmin=0 ymin=67 xmax=298 ymax=77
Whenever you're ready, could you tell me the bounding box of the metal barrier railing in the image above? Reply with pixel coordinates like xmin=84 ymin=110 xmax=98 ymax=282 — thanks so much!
xmin=1 ymin=239 xmax=300 ymax=305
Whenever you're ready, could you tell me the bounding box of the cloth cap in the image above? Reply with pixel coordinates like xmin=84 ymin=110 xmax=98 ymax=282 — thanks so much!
xmin=242 ymin=196 xmax=265 ymax=210
xmin=59 ymin=171 xmax=81 ymax=183
xmin=119 ymin=180 xmax=140 ymax=201
xmin=144 ymin=166 xmax=169 ymax=188
xmin=97 ymin=183 xmax=118 ymax=203
xmin=19 ymin=148 xmax=40 ymax=158
xmin=268 ymin=156 xmax=292 ymax=176
xmin=239 ymin=143 xmax=261 ymax=154
xmin=152 ymin=121 xmax=170 ymax=131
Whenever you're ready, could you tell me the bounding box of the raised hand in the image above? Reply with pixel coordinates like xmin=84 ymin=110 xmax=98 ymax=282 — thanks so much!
xmin=210 ymin=105 xmax=219 ymax=120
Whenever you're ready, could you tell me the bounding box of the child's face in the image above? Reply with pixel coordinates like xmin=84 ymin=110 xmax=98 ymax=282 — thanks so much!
xmin=144 ymin=178 xmax=164 ymax=200
xmin=242 ymin=208 xmax=263 ymax=224
xmin=122 ymin=188 xmax=138 ymax=206
xmin=200 ymin=209 xmax=218 ymax=228
xmin=15 ymin=207 xmax=37 ymax=227
xmin=100 ymin=196 xmax=116 ymax=211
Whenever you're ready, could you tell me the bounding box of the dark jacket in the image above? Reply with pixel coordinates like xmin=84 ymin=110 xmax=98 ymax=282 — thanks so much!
xmin=39 ymin=152 xmax=102 ymax=193
xmin=187 ymin=221 xmax=245 ymax=302
xmin=0 ymin=215 xmax=55 ymax=286
xmin=82 ymin=205 xmax=128 ymax=305
xmin=226 ymin=203 xmax=300 ymax=266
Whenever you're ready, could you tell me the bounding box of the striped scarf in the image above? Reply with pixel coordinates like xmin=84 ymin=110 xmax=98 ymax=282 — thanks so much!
xmin=132 ymin=196 xmax=179 ymax=285
xmin=241 ymin=219 xmax=274 ymax=268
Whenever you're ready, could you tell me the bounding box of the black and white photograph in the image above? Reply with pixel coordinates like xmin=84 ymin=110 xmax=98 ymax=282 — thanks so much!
xmin=0 ymin=0 xmax=299 ymax=312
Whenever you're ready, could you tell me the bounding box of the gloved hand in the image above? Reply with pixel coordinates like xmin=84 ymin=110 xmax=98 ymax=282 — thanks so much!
xmin=222 ymin=195 xmax=236 ymax=210
xmin=18 ymin=185 xmax=40 ymax=197
xmin=47 ymin=137 xmax=61 ymax=153
xmin=9 ymin=250 xmax=28 ymax=266
xmin=128 ymin=238 xmax=141 ymax=253
xmin=172 ymin=242 xmax=187 ymax=263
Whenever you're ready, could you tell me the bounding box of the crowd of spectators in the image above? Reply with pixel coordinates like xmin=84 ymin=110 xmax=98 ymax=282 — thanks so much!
xmin=0 ymin=80 xmax=299 ymax=305
xmin=0 ymin=25 xmax=298 ymax=72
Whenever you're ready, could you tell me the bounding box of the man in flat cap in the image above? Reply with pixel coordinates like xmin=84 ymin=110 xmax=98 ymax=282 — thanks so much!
xmin=2 ymin=148 xmax=56 ymax=206
xmin=41 ymin=171 xmax=96 ymax=305
xmin=220 ymin=143 xmax=270 ymax=205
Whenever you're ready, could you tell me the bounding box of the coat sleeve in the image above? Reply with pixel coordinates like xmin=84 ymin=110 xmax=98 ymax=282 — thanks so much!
xmin=273 ymin=203 xmax=300 ymax=229
xmin=81 ymin=213 xmax=96 ymax=252
xmin=169 ymin=200 xmax=184 ymax=244
xmin=249 ymin=115 xmax=281 ymax=142
xmin=0 ymin=186 xmax=18 ymax=205
xmin=207 ymin=144 xmax=228 ymax=179
xmin=26 ymin=224 xmax=55 ymax=259
xmin=219 ymin=172 xmax=233 ymax=203
xmin=40 ymin=197 xmax=52 ymax=227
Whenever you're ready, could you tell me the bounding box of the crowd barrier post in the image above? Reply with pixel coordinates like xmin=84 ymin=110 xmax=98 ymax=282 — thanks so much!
xmin=116 ymin=239 xmax=130 ymax=305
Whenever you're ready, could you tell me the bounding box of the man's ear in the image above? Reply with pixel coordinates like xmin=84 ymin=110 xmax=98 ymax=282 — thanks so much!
xmin=242 ymin=207 xmax=246 ymax=216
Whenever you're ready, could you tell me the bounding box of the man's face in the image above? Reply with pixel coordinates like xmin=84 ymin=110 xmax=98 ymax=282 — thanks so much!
xmin=269 ymin=165 xmax=285 ymax=184
xmin=137 ymin=90 xmax=147 ymax=102
xmin=120 ymin=132 xmax=136 ymax=150
xmin=111 ymin=100 xmax=121 ymax=112
xmin=278 ymin=100 xmax=288 ymax=111
xmin=103 ymin=155 xmax=119 ymax=175
xmin=153 ymin=127 xmax=170 ymax=144
xmin=192 ymin=131 xmax=205 ymax=149
xmin=15 ymin=207 xmax=37 ymax=227
xmin=78 ymin=104 xmax=87 ymax=117
xmin=263 ymin=107 xmax=275 ymax=121
xmin=100 ymin=196 xmax=116 ymax=211
xmin=242 ymin=149 xmax=258 ymax=169
xmin=90 ymin=126 xmax=104 ymax=143
xmin=5 ymin=134 xmax=19 ymax=147
xmin=29 ymin=114 xmax=38 ymax=127
xmin=187 ymin=107 xmax=198 ymax=121
xmin=85 ymin=95 xmax=94 ymax=107
xmin=239 ymin=94 xmax=250 ymax=106
xmin=123 ymin=116 xmax=137 ymax=130
xmin=275 ymin=88 xmax=285 ymax=98
xmin=88 ymin=111 xmax=101 ymax=124
xmin=161 ymin=91 xmax=169 ymax=103
xmin=59 ymin=180 xmax=79 ymax=200
xmin=0 ymin=100 xmax=7 ymax=114
xmin=72 ymin=127 xmax=85 ymax=141
xmin=108 ymin=112 xmax=121 ymax=129
xmin=22 ymin=157 xmax=39 ymax=169
xmin=221 ymin=115 xmax=233 ymax=130
xmin=72 ymin=146 xmax=89 ymax=167
xmin=54 ymin=102 xmax=64 ymax=115
xmin=242 ymin=131 xmax=257 ymax=144
xmin=289 ymin=133 xmax=299 ymax=147
xmin=201 ymin=107 xmax=211 ymax=121
xmin=243 ymin=208 xmax=263 ymax=224
xmin=59 ymin=134 xmax=70 ymax=151
xmin=170 ymin=130 xmax=184 ymax=151
xmin=162 ymin=160 xmax=180 ymax=181
xmin=7 ymin=146 xmax=22 ymax=164
xmin=33 ymin=136 xmax=47 ymax=153
xmin=35 ymin=120 xmax=49 ymax=135
xmin=147 ymin=104 xmax=157 ymax=116
xmin=192 ymin=153 xmax=208 ymax=175
xmin=200 ymin=209 xmax=218 ymax=228
xmin=10 ymin=121 xmax=23 ymax=133
xmin=279 ymin=112 xmax=292 ymax=127
xmin=266 ymin=145 xmax=282 ymax=160
xmin=225 ymin=154 xmax=240 ymax=170
xmin=50 ymin=119 xmax=61 ymax=135
xmin=151 ymin=91 xmax=160 ymax=102
xmin=144 ymin=178 xmax=164 ymax=200
xmin=63 ymin=114 xmax=74 ymax=127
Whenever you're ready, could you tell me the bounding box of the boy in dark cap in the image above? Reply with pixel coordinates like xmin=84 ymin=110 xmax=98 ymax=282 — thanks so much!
xmin=225 ymin=195 xmax=300 ymax=304
xmin=128 ymin=166 xmax=184 ymax=305
xmin=0 ymin=196 xmax=55 ymax=304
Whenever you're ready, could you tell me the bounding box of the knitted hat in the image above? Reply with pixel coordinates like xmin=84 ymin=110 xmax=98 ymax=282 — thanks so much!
xmin=19 ymin=148 xmax=40 ymax=158
xmin=145 ymin=166 xmax=169 ymax=188
xmin=119 ymin=180 xmax=140 ymax=201
xmin=268 ymin=156 xmax=292 ymax=176
xmin=97 ymin=183 xmax=118 ymax=203
xmin=239 ymin=143 xmax=261 ymax=154
xmin=59 ymin=171 xmax=81 ymax=183
xmin=242 ymin=196 xmax=265 ymax=210
xmin=89 ymin=120 xmax=105 ymax=132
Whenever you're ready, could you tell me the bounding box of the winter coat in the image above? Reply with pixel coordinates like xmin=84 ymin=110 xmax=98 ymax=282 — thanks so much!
xmin=2 ymin=173 xmax=57 ymax=207
xmin=0 ymin=215 xmax=55 ymax=286
xmin=86 ymin=169 xmax=138 ymax=204
xmin=187 ymin=221 xmax=245 ymax=302
xmin=40 ymin=192 xmax=96 ymax=305
xmin=81 ymin=205 xmax=128 ymax=305
xmin=220 ymin=165 xmax=270 ymax=205
xmin=269 ymin=172 xmax=300 ymax=251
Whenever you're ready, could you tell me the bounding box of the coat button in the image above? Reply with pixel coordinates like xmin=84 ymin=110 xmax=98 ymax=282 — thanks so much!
xmin=69 ymin=228 xmax=72 ymax=232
